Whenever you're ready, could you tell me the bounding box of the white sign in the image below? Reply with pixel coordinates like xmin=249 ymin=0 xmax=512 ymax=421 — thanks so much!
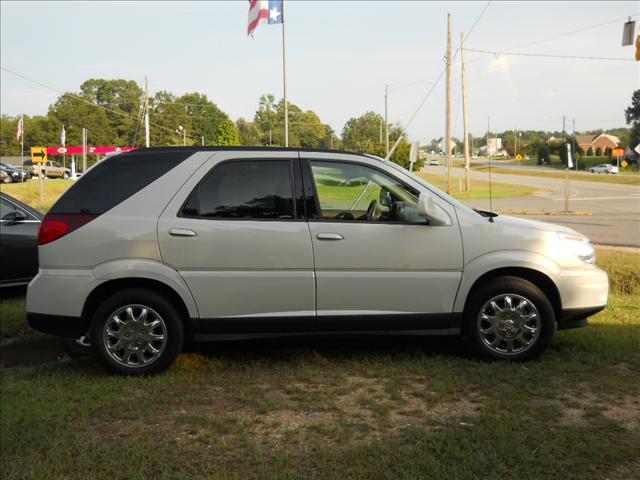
xmin=409 ymin=141 xmax=419 ymax=171
xmin=566 ymin=143 xmax=574 ymax=169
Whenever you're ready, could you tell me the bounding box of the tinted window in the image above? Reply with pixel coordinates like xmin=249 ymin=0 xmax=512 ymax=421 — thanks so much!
xmin=182 ymin=160 xmax=294 ymax=220
xmin=50 ymin=150 xmax=194 ymax=214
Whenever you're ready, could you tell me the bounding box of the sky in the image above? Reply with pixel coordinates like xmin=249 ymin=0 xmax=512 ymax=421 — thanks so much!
xmin=1 ymin=1 xmax=639 ymax=144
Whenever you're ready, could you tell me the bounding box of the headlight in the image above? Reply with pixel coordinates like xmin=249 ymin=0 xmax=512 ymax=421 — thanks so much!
xmin=558 ymin=232 xmax=596 ymax=264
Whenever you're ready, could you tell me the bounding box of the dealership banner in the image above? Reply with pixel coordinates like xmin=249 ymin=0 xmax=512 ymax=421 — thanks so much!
xmin=46 ymin=146 xmax=137 ymax=155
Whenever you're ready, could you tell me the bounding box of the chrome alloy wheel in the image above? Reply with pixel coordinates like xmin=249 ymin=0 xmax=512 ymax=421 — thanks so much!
xmin=477 ymin=294 xmax=541 ymax=356
xmin=102 ymin=304 xmax=167 ymax=368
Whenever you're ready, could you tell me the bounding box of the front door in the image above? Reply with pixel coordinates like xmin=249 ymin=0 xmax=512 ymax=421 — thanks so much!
xmin=158 ymin=153 xmax=315 ymax=333
xmin=303 ymin=154 xmax=463 ymax=331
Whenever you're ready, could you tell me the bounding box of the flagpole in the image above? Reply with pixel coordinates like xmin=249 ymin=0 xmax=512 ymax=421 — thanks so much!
xmin=20 ymin=114 xmax=24 ymax=183
xmin=281 ymin=0 xmax=289 ymax=147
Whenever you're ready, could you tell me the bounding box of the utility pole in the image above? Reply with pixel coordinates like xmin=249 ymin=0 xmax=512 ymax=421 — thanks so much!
xmin=144 ymin=77 xmax=150 ymax=148
xmin=384 ymin=84 xmax=389 ymax=155
xmin=445 ymin=13 xmax=453 ymax=195
xmin=461 ymin=32 xmax=471 ymax=192
xmin=281 ymin=0 xmax=289 ymax=147
xmin=572 ymin=118 xmax=577 ymax=171
xmin=487 ymin=116 xmax=493 ymax=212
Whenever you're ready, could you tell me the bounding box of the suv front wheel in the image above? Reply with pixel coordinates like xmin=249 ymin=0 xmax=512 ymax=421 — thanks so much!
xmin=464 ymin=276 xmax=555 ymax=361
xmin=90 ymin=288 xmax=184 ymax=375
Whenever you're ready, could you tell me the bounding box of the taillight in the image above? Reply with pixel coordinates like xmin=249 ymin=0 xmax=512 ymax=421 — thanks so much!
xmin=38 ymin=213 xmax=98 ymax=245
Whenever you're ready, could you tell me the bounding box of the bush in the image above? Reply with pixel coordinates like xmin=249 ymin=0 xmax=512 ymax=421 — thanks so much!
xmin=605 ymin=147 xmax=613 ymax=159
xmin=586 ymin=147 xmax=594 ymax=156
xmin=595 ymin=147 xmax=603 ymax=156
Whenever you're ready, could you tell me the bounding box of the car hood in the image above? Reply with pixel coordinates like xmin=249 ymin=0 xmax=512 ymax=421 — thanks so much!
xmin=492 ymin=214 xmax=584 ymax=237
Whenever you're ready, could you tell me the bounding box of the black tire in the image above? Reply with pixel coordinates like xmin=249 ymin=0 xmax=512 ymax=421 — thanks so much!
xmin=463 ymin=276 xmax=555 ymax=361
xmin=63 ymin=335 xmax=92 ymax=358
xmin=90 ymin=288 xmax=184 ymax=375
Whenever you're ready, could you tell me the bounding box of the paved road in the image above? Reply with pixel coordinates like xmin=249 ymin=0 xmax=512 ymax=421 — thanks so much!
xmin=421 ymin=165 xmax=640 ymax=247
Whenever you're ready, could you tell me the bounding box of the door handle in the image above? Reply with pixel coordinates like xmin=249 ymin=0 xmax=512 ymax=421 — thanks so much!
xmin=169 ymin=228 xmax=197 ymax=237
xmin=316 ymin=233 xmax=344 ymax=241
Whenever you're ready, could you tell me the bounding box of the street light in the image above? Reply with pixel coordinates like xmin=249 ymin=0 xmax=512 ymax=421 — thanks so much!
xmin=384 ymin=80 xmax=433 ymax=155
xmin=176 ymin=125 xmax=186 ymax=146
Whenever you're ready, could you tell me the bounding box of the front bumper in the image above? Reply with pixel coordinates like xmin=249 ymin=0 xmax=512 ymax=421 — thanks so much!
xmin=556 ymin=266 xmax=608 ymax=329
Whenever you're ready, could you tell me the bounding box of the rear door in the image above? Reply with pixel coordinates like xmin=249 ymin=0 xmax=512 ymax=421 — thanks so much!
xmin=158 ymin=151 xmax=315 ymax=333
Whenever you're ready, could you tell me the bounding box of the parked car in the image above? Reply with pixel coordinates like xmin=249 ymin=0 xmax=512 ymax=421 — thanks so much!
xmin=1 ymin=169 xmax=12 ymax=184
xmin=0 ymin=163 xmax=29 ymax=183
xmin=0 ymin=193 xmax=42 ymax=287
xmin=25 ymin=160 xmax=71 ymax=179
xmin=26 ymin=147 xmax=608 ymax=374
xmin=588 ymin=164 xmax=618 ymax=174
xmin=429 ymin=159 xmax=439 ymax=166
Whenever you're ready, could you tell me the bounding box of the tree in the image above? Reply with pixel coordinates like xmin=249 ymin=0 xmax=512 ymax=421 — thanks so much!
xmin=254 ymin=94 xmax=278 ymax=145
xmin=595 ymin=147 xmax=603 ymax=156
xmin=605 ymin=147 xmax=612 ymax=159
xmin=236 ymin=118 xmax=263 ymax=146
xmin=536 ymin=143 xmax=550 ymax=165
xmin=586 ymin=146 xmax=594 ymax=156
xmin=341 ymin=111 xmax=385 ymax=155
xmin=214 ymin=119 xmax=240 ymax=146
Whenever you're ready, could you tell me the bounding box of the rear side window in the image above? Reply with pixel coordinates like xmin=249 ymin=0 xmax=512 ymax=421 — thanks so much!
xmin=50 ymin=151 xmax=194 ymax=214
xmin=181 ymin=160 xmax=294 ymax=220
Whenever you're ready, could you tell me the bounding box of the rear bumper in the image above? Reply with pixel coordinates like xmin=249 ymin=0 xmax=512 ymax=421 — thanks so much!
xmin=27 ymin=312 xmax=87 ymax=338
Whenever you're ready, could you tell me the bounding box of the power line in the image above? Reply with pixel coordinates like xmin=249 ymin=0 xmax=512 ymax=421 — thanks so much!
xmin=386 ymin=1 xmax=492 ymax=159
xmin=466 ymin=13 xmax=638 ymax=63
xmin=464 ymin=48 xmax=635 ymax=62
xmin=0 ymin=65 xmax=205 ymax=142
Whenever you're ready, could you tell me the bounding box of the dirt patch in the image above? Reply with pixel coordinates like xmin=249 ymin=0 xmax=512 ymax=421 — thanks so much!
xmin=86 ymin=374 xmax=485 ymax=447
xmin=0 ymin=336 xmax=68 ymax=368
xmin=557 ymin=388 xmax=640 ymax=432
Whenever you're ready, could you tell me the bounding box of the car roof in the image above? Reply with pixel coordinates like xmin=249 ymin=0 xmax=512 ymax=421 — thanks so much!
xmin=131 ymin=146 xmax=370 ymax=157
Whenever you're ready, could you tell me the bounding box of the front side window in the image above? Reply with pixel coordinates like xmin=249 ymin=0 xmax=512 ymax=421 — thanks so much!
xmin=51 ymin=161 xmax=62 ymax=168
xmin=310 ymin=161 xmax=423 ymax=223
xmin=182 ymin=160 xmax=294 ymax=220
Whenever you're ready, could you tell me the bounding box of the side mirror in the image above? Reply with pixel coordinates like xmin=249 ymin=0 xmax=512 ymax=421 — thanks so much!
xmin=418 ymin=192 xmax=451 ymax=226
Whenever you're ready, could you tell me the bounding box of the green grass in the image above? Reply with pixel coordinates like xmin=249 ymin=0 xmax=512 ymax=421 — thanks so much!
xmin=417 ymin=172 xmax=542 ymax=200
xmin=471 ymin=165 xmax=640 ymax=186
xmin=0 ymin=178 xmax=74 ymax=213
xmin=1 ymin=249 xmax=638 ymax=478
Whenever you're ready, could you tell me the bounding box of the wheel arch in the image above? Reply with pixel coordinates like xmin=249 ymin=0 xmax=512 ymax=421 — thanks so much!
xmin=81 ymin=278 xmax=195 ymax=337
xmin=462 ymin=267 xmax=562 ymax=323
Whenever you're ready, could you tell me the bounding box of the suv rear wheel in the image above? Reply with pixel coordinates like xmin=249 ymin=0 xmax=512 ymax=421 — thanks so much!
xmin=90 ymin=288 xmax=184 ymax=375
xmin=464 ymin=276 xmax=555 ymax=361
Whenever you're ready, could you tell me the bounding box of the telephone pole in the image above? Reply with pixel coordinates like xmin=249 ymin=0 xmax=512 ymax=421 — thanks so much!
xmin=461 ymin=31 xmax=471 ymax=192
xmin=445 ymin=13 xmax=453 ymax=195
xmin=144 ymin=77 xmax=150 ymax=148
xmin=384 ymin=84 xmax=389 ymax=155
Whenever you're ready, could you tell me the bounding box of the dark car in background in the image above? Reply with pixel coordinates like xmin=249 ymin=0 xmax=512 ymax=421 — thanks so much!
xmin=0 ymin=163 xmax=29 ymax=183
xmin=0 ymin=192 xmax=42 ymax=287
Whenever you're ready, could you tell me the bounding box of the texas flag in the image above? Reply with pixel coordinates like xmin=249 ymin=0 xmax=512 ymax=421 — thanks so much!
xmin=247 ymin=0 xmax=283 ymax=37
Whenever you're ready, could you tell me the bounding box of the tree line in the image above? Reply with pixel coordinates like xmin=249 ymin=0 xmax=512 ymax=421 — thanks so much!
xmin=0 ymin=78 xmax=415 ymax=168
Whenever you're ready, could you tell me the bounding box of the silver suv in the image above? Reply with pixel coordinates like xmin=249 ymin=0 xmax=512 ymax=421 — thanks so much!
xmin=27 ymin=147 xmax=608 ymax=374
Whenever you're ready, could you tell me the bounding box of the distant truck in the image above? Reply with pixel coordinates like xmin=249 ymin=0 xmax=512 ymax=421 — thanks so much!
xmin=24 ymin=159 xmax=71 ymax=179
